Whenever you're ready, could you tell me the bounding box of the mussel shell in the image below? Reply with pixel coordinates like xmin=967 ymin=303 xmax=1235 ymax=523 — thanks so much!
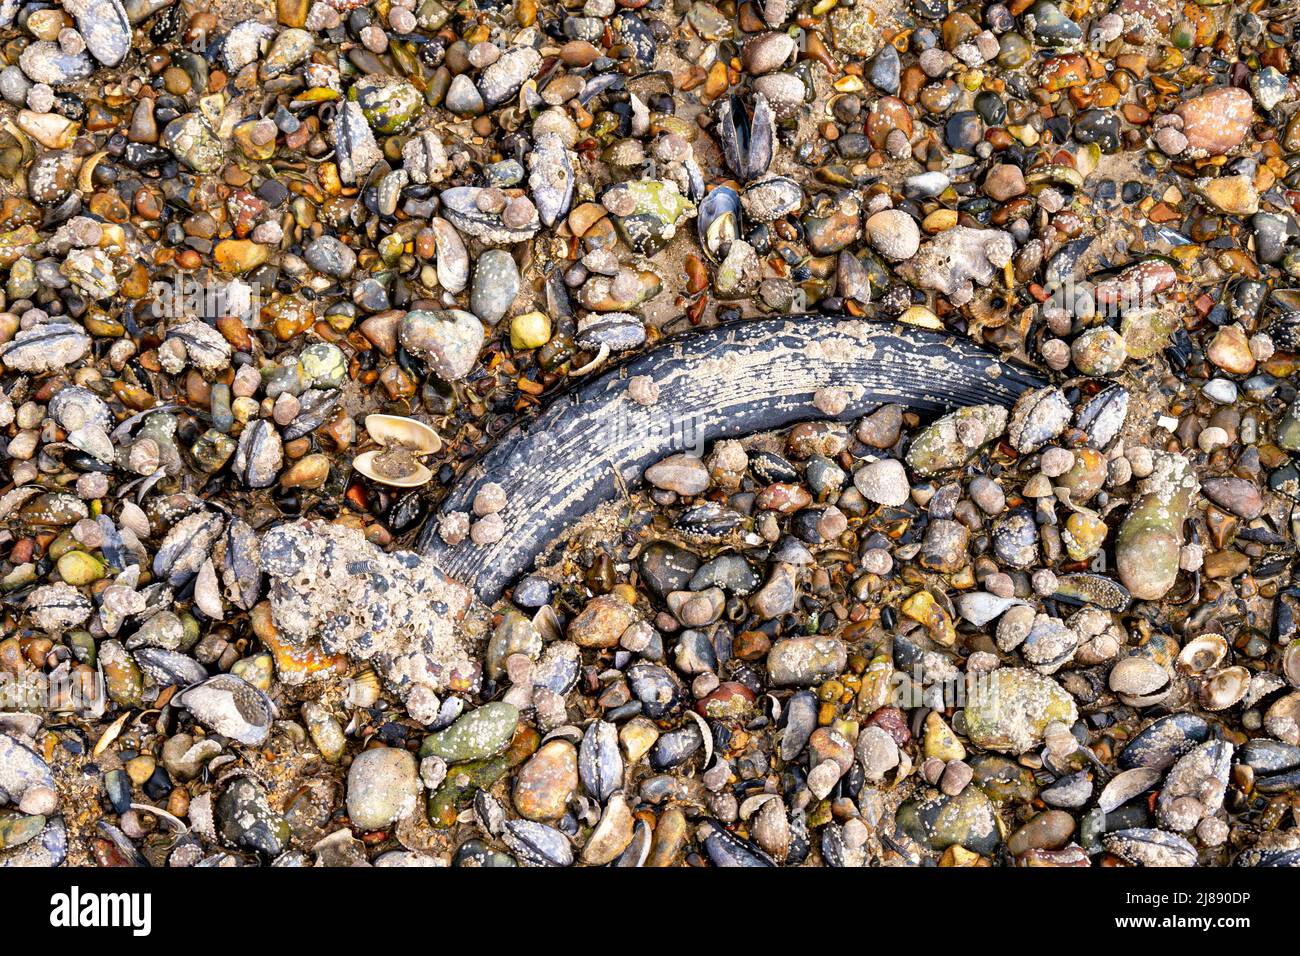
xmin=750 ymin=450 xmax=798 ymax=483
xmin=1254 ymin=768 xmax=1300 ymax=794
xmin=575 ymin=312 xmax=646 ymax=352
xmin=718 ymin=93 xmax=775 ymax=182
xmin=821 ymin=821 xmax=866 ymax=868
xmin=649 ymin=723 xmax=703 ymax=770
xmin=232 ymin=419 xmax=283 ymax=489
xmin=1052 ymin=573 xmax=1130 ymax=612
xmin=282 ymin=389 xmax=341 ymax=442
xmin=1074 ymin=384 xmax=1128 ymax=450
xmin=1007 ymin=386 xmax=1071 ymax=453
xmin=23 ymin=581 xmax=93 ymax=631
xmin=780 ymin=689 xmax=818 ymax=761
xmin=453 ymin=838 xmax=516 ymax=867
xmin=697 ymin=186 xmax=743 ymax=263
xmin=220 ymin=517 xmax=262 ymax=611
xmin=1269 ymin=310 xmax=1300 ymax=352
xmin=386 ymin=491 xmax=429 ymax=534
xmin=502 ymin=819 xmax=573 ymax=866
xmin=1239 ymin=738 xmax=1300 ymax=773
xmin=1236 ymin=846 xmax=1300 ymax=867
xmin=675 ymin=501 xmax=744 ymax=539
xmin=991 ymin=508 xmax=1039 ymax=568
xmin=1097 ymin=767 xmax=1161 ymax=813
xmin=134 ymin=646 xmax=209 ymax=687
xmin=440 ymin=186 xmax=539 ymax=244
xmin=533 ymin=604 xmax=562 ymax=642
xmin=334 ymin=99 xmax=380 ymax=185
xmin=532 ymin=641 xmax=580 ymax=697
xmin=1118 ymin=713 xmax=1208 ymax=771
xmin=472 ymin=790 xmax=506 ymax=837
xmin=613 ymin=820 xmax=652 ymax=867
xmin=702 ymin=820 xmax=776 ymax=867
xmin=153 ymin=510 xmax=225 ymax=587
xmin=0 ymin=732 xmax=56 ymax=803
xmin=626 ymin=661 xmax=683 ymax=719
xmin=527 ymin=132 xmax=574 ymax=229
xmin=741 ymin=176 xmax=804 ymax=223
xmin=578 ymin=719 xmax=622 ymax=804
xmin=1044 ymin=236 xmax=1094 ymax=289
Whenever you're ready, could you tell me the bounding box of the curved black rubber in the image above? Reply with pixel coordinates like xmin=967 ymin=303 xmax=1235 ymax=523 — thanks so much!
xmin=418 ymin=315 xmax=1044 ymax=604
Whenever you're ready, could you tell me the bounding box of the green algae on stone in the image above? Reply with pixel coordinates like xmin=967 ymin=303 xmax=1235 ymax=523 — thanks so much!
xmin=896 ymin=785 xmax=1003 ymax=855
xmin=420 ymin=700 xmax=519 ymax=763
xmin=161 ymin=113 xmax=225 ymax=173
xmin=905 ymin=403 xmax=1008 ymax=477
xmin=0 ymin=810 xmax=45 ymax=851
xmin=1121 ymin=307 xmax=1179 ymax=359
xmin=427 ymin=726 xmax=539 ymax=827
xmin=1278 ymin=397 xmax=1300 ymax=452
xmin=609 ymin=179 xmax=697 ymax=255
xmin=1115 ymin=451 xmax=1200 ymax=601
xmin=350 ymin=74 xmax=424 ymax=134
xmin=969 ymin=753 xmax=1039 ymax=804
xmin=963 ymin=667 xmax=1078 ymax=754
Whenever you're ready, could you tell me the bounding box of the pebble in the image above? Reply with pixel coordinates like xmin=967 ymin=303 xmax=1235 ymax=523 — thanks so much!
xmin=865 ymin=209 xmax=921 ymax=262
xmin=645 ymin=454 xmax=710 ymax=495
xmin=346 ymin=747 xmax=421 ymax=830
xmin=470 ymin=250 xmax=520 ymax=325
xmin=853 ymin=458 xmax=910 ymax=506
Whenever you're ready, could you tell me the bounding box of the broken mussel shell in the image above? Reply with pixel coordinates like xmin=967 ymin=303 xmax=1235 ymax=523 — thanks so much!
xmin=352 ymin=414 xmax=443 ymax=488
xmin=174 ymin=673 xmax=275 ymax=747
xmin=717 ymin=93 xmax=775 ymax=183
xmin=697 ymin=186 xmax=743 ymax=264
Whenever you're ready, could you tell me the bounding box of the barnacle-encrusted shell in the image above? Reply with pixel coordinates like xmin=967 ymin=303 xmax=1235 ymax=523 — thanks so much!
xmin=176 ymin=673 xmax=275 ymax=746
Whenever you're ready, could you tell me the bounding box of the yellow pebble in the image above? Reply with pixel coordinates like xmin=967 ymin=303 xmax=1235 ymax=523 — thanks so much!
xmin=511 ymin=311 xmax=552 ymax=350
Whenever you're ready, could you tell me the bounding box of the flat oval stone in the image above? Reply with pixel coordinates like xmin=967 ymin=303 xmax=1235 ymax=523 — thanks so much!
xmin=346 ymin=747 xmax=421 ymax=830
xmin=767 ymin=636 xmax=846 ymax=686
xmin=469 ymin=249 xmax=520 ymax=325
xmin=1174 ymin=86 xmax=1253 ymax=157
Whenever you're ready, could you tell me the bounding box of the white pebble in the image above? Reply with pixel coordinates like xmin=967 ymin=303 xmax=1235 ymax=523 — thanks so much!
xmin=1197 ymin=426 xmax=1230 ymax=452
xmin=1202 ymin=378 xmax=1238 ymax=404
